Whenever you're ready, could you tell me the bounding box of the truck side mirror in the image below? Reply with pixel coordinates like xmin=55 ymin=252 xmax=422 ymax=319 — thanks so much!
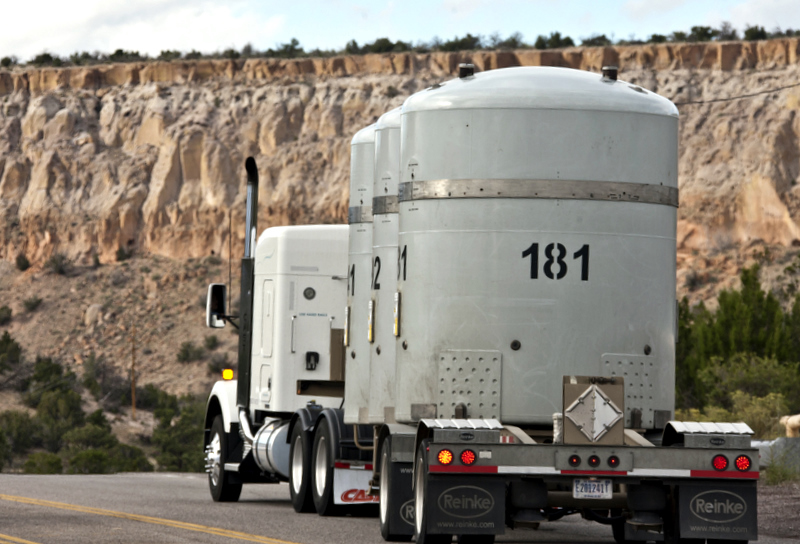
xmin=206 ymin=283 xmax=227 ymax=329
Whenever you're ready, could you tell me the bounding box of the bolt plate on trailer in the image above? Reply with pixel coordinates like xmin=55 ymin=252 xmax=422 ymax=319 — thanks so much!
xmin=603 ymin=354 xmax=657 ymax=428
xmin=438 ymin=351 xmax=501 ymax=419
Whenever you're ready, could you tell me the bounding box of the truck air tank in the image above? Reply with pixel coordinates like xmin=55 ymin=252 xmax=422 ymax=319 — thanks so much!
xmin=344 ymin=124 xmax=376 ymax=424
xmin=368 ymin=107 xmax=402 ymax=424
xmin=393 ymin=66 xmax=679 ymax=429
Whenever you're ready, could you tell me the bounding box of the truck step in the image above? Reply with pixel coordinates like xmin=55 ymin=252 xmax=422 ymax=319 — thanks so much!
xmin=224 ymin=463 xmax=240 ymax=472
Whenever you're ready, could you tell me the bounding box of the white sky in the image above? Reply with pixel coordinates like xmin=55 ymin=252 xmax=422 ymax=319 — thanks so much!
xmin=2 ymin=0 xmax=800 ymax=60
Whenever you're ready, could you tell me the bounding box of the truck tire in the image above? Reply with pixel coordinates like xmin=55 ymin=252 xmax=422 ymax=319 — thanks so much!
xmin=207 ymin=415 xmax=242 ymax=502
xmin=414 ymin=439 xmax=452 ymax=544
xmin=311 ymin=417 xmax=340 ymax=516
xmin=380 ymin=437 xmax=413 ymax=541
xmin=289 ymin=422 xmax=315 ymax=513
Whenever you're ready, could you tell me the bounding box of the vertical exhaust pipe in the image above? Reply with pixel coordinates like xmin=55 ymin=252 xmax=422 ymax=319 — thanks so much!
xmin=237 ymin=157 xmax=259 ymax=410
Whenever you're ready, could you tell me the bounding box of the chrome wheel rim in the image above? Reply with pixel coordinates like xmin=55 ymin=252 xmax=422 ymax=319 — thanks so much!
xmin=379 ymin=447 xmax=389 ymax=524
xmin=314 ymin=435 xmax=328 ymax=498
xmin=291 ymin=434 xmax=304 ymax=495
xmin=207 ymin=433 xmax=222 ymax=487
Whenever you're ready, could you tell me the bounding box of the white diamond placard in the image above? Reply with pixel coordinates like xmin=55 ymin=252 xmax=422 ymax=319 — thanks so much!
xmin=565 ymin=384 xmax=623 ymax=441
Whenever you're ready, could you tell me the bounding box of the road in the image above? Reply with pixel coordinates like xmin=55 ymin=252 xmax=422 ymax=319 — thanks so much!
xmin=0 ymin=473 xmax=793 ymax=544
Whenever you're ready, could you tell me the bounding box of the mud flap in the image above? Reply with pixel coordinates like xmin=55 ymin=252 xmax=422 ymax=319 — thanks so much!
xmin=333 ymin=466 xmax=380 ymax=505
xmin=388 ymin=462 xmax=416 ymax=533
xmin=678 ymin=482 xmax=757 ymax=540
xmin=425 ymin=477 xmax=505 ymax=535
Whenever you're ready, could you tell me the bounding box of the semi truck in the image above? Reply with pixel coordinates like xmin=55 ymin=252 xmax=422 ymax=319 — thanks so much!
xmin=203 ymin=64 xmax=759 ymax=544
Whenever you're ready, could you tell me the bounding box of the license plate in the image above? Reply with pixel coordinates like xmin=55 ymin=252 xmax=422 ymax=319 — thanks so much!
xmin=572 ymin=478 xmax=613 ymax=499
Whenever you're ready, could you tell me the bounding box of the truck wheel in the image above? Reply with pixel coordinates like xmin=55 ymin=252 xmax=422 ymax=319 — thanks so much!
xmin=289 ymin=422 xmax=315 ymax=513
xmin=311 ymin=417 xmax=340 ymax=516
xmin=414 ymin=439 xmax=452 ymax=544
xmin=207 ymin=415 xmax=242 ymax=502
xmin=380 ymin=437 xmax=413 ymax=541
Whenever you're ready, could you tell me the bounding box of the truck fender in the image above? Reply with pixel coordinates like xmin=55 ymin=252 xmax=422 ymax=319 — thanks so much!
xmin=286 ymin=405 xmax=324 ymax=443
xmin=314 ymin=408 xmax=346 ymax=453
xmin=376 ymin=423 xmax=417 ymax=468
xmin=205 ymin=379 xmax=238 ymax=435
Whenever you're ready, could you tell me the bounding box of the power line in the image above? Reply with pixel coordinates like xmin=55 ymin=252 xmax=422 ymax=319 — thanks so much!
xmin=674 ymin=81 xmax=800 ymax=106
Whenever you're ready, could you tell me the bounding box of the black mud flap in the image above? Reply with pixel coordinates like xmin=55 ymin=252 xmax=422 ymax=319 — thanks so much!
xmin=388 ymin=462 xmax=416 ymax=534
xmin=678 ymin=482 xmax=757 ymax=541
xmin=426 ymin=477 xmax=505 ymax=535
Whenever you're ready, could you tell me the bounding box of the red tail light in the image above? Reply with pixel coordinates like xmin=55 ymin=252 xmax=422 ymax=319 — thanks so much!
xmin=712 ymin=455 xmax=728 ymax=471
xmin=588 ymin=455 xmax=601 ymax=467
xmin=608 ymin=455 xmax=620 ymax=468
xmin=460 ymin=450 xmax=476 ymax=465
xmin=735 ymin=455 xmax=751 ymax=471
xmin=568 ymin=455 xmax=581 ymax=467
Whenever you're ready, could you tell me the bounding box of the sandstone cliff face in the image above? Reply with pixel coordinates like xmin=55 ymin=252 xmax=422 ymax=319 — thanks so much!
xmin=1 ymin=41 xmax=800 ymax=272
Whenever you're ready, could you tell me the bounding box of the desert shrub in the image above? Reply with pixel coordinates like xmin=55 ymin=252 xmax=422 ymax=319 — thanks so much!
xmin=0 ymin=411 xmax=40 ymax=454
xmin=15 ymin=253 xmax=30 ymax=271
xmin=176 ymin=341 xmax=204 ymax=363
xmin=24 ymin=452 xmax=62 ymax=474
xmin=676 ymin=391 xmax=787 ymax=440
xmin=697 ymin=355 xmax=800 ymax=413
xmin=23 ymin=296 xmax=42 ymax=312
xmin=45 ymin=253 xmax=70 ymax=275
xmin=116 ymin=246 xmax=132 ymax=262
xmin=764 ymin=449 xmax=800 ymax=485
xmin=68 ymin=449 xmax=110 ymax=474
xmin=0 ymin=331 xmax=22 ymax=373
xmin=0 ymin=306 xmax=11 ymax=326
xmin=204 ymin=255 xmax=222 ymax=266
xmin=204 ymin=335 xmax=219 ymax=351
xmin=63 ymin=423 xmax=117 ymax=452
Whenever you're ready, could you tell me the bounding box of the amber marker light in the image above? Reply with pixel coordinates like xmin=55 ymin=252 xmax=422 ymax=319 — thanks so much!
xmin=437 ymin=449 xmax=454 ymax=465
xmin=712 ymin=454 xmax=728 ymax=471
xmin=222 ymin=369 xmax=234 ymax=381
xmin=735 ymin=455 xmax=751 ymax=471
xmin=460 ymin=450 xmax=476 ymax=465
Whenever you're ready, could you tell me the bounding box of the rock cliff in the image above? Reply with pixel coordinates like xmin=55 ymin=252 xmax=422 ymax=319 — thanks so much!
xmin=1 ymin=40 xmax=800 ymax=282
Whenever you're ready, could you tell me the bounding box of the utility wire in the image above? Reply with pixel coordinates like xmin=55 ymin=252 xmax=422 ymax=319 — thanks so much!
xmin=674 ymin=80 xmax=800 ymax=106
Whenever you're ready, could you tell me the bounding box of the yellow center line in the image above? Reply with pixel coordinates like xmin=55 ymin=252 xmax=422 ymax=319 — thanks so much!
xmin=0 ymin=534 xmax=42 ymax=544
xmin=0 ymin=494 xmax=303 ymax=544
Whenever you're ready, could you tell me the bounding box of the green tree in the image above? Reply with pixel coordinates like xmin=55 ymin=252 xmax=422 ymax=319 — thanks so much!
xmin=36 ymin=389 xmax=85 ymax=452
xmin=744 ymin=25 xmax=768 ymax=41
xmin=0 ymin=411 xmax=40 ymax=454
xmin=152 ymin=396 xmax=205 ymax=471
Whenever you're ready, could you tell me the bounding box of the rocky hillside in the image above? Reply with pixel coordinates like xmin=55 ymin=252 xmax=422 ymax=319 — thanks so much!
xmin=1 ymin=40 xmax=800 ymax=397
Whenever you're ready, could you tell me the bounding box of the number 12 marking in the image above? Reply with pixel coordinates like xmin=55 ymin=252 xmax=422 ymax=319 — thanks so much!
xmin=522 ymin=243 xmax=590 ymax=281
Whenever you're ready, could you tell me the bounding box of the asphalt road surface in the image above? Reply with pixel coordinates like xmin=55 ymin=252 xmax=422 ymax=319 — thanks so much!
xmin=0 ymin=473 xmax=793 ymax=544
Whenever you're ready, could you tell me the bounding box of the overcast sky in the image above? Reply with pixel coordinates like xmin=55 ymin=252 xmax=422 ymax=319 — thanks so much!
xmin=2 ymin=0 xmax=800 ymax=61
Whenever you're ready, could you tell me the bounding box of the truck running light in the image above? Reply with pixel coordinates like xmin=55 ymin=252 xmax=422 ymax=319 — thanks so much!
xmin=568 ymin=455 xmax=581 ymax=467
xmin=712 ymin=455 xmax=728 ymax=471
xmin=222 ymin=369 xmax=234 ymax=380
xmin=735 ymin=455 xmax=751 ymax=471
xmin=438 ymin=449 xmax=454 ymax=465
xmin=460 ymin=450 xmax=476 ymax=465
xmin=608 ymin=455 xmax=620 ymax=468
xmin=588 ymin=455 xmax=600 ymax=467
